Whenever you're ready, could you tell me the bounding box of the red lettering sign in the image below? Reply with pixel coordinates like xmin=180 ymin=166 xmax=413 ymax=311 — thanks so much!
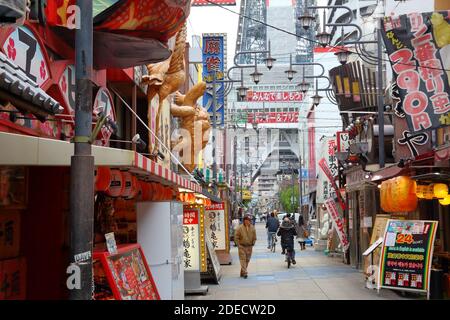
xmin=324 ymin=198 xmax=350 ymax=251
xmin=246 ymin=91 xmax=304 ymax=102
xmin=319 ymin=158 xmax=346 ymax=210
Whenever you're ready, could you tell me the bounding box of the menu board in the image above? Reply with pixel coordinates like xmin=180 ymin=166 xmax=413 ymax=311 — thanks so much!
xmin=379 ymin=220 xmax=438 ymax=293
xmin=183 ymin=208 xmax=200 ymax=271
xmin=204 ymin=229 xmax=222 ymax=284
xmin=93 ymin=244 xmax=160 ymax=300
xmin=204 ymin=202 xmax=227 ymax=251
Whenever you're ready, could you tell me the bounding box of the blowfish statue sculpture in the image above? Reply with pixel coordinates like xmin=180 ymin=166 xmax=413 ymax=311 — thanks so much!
xmin=170 ymin=82 xmax=211 ymax=173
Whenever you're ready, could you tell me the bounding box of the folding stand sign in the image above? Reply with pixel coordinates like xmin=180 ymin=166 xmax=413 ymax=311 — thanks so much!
xmin=377 ymin=219 xmax=438 ymax=299
xmin=183 ymin=205 xmax=208 ymax=295
xmin=204 ymin=201 xmax=232 ymax=265
xmin=201 ymin=229 xmax=222 ymax=284
xmin=362 ymin=237 xmax=384 ymax=290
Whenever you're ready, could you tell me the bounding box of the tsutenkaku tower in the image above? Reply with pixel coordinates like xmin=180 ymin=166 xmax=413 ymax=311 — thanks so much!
xmin=235 ymin=0 xmax=268 ymax=64
xmin=235 ymin=0 xmax=315 ymax=64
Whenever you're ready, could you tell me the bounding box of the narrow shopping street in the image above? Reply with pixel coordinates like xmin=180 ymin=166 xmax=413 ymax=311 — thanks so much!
xmin=188 ymin=223 xmax=409 ymax=300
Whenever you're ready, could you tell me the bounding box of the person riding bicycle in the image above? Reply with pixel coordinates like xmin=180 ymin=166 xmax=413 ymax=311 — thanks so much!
xmin=266 ymin=211 xmax=279 ymax=250
xmin=277 ymin=217 xmax=297 ymax=264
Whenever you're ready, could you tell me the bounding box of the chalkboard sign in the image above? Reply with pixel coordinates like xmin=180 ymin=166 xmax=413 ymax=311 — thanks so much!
xmin=378 ymin=220 xmax=438 ymax=294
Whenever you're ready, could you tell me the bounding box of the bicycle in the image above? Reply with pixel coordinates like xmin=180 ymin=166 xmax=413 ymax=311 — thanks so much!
xmin=285 ymin=247 xmax=294 ymax=268
xmin=270 ymin=233 xmax=277 ymax=252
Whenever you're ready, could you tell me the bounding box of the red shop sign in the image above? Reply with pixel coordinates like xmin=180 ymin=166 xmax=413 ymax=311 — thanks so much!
xmin=1 ymin=25 xmax=51 ymax=89
xmin=93 ymin=87 xmax=116 ymax=146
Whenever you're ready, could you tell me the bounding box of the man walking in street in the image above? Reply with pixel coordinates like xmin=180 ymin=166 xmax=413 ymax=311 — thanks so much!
xmin=266 ymin=211 xmax=279 ymax=249
xmin=235 ymin=215 xmax=257 ymax=279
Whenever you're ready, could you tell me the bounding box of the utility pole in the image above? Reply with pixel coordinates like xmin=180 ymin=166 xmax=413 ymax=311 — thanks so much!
xmin=212 ymin=73 xmax=218 ymax=192
xmin=299 ymin=154 xmax=303 ymax=215
xmin=233 ymin=135 xmax=237 ymax=218
xmin=377 ymin=4 xmax=385 ymax=168
xmin=70 ymin=0 xmax=94 ymax=300
xmin=240 ymin=163 xmax=243 ymax=204
xmin=291 ymin=165 xmax=294 ymax=213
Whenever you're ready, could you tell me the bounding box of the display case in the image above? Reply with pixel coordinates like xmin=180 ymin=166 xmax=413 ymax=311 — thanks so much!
xmin=93 ymin=243 xmax=160 ymax=300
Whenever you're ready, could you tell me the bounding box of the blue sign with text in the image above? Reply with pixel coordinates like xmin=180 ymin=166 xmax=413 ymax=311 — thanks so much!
xmin=202 ymin=34 xmax=225 ymax=126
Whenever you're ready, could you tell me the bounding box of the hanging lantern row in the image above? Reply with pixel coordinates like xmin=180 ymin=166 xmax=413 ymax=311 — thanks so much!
xmin=94 ymin=167 xmax=173 ymax=201
xmin=416 ymin=183 xmax=450 ymax=206
xmin=380 ymin=176 xmax=418 ymax=213
xmin=177 ymin=192 xmax=212 ymax=206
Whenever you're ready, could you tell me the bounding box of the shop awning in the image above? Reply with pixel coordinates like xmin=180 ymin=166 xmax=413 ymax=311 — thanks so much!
xmin=370 ymin=164 xmax=410 ymax=183
xmin=0 ymin=131 xmax=202 ymax=193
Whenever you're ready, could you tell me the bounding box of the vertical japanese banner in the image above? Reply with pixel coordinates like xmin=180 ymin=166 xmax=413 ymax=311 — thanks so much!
xmin=182 ymin=207 xmax=200 ymax=271
xmin=316 ymin=137 xmax=338 ymax=204
xmin=204 ymin=202 xmax=228 ymax=251
xmin=183 ymin=206 xmax=207 ymax=272
xmin=336 ymin=131 xmax=351 ymax=153
xmin=319 ymin=158 xmax=346 ymax=210
xmin=202 ymin=34 xmax=227 ymax=126
xmin=381 ymin=11 xmax=450 ymax=133
xmin=324 ymin=198 xmax=350 ymax=252
xmin=378 ymin=220 xmax=438 ymax=295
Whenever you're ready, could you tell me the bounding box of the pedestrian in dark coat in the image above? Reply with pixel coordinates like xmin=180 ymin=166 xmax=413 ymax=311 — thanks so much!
xmin=297 ymin=214 xmax=307 ymax=250
xmin=277 ymin=218 xmax=297 ymax=264
xmin=265 ymin=212 xmax=280 ymax=249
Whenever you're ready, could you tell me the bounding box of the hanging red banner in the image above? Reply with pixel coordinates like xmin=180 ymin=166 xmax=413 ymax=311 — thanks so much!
xmin=246 ymin=91 xmax=304 ymax=102
xmin=319 ymin=158 xmax=346 ymax=210
xmin=247 ymin=112 xmax=299 ymax=124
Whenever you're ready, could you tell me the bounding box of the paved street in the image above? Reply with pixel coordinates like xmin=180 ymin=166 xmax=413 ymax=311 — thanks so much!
xmin=187 ymin=223 xmax=413 ymax=300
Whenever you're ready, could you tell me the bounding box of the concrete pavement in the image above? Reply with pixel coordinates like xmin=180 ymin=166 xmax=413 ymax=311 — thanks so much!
xmin=187 ymin=222 xmax=415 ymax=300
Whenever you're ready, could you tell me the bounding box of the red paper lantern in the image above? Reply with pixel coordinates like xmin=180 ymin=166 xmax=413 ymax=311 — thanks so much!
xmin=105 ymin=170 xmax=124 ymax=198
xmin=166 ymin=188 xmax=173 ymax=200
xmin=95 ymin=167 xmax=111 ymax=192
xmin=139 ymin=181 xmax=151 ymax=201
xmin=121 ymin=172 xmax=139 ymax=199
xmin=150 ymin=183 xmax=160 ymax=201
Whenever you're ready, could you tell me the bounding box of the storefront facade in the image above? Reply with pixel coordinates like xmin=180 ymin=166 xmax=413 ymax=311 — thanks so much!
xmin=0 ymin=1 xmax=230 ymax=300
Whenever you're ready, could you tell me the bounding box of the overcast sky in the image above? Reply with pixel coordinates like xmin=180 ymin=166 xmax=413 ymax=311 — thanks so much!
xmin=187 ymin=1 xmax=241 ymax=67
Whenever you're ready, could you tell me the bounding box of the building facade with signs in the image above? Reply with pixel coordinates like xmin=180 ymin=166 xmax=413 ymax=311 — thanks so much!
xmin=0 ymin=1 xmax=231 ymax=301
xmin=323 ymin=1 xmax=450 ymax=299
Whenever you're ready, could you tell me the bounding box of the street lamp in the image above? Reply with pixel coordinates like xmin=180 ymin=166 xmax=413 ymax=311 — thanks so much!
xmin=297 ymin=80 xmax=310 ymax=94
xmin=296 ymin=65 xmax=310 ymax=93
xmin=264 ymin=41 xmax=276 ymax=70
xmin=250 ymin=69 xmax=263 ymax=85
xmin=298 ymin=0 xmax=316 ymax=30
xmin=298 ymin=13 xmax=315 ymax=30
xmin=311 ymin=80 xmax=322 ymax=106
xmin=334 ymin=27 xmax=352 ymax=65
xmin=335 ymin=50 xmax=352 ymax=65
xmin=316 ymin=10 xmax=332 ymax=48
xmin=234 ymin=68 xmax=249 ymax=99
xmin=316 ymin=31 xmax=332 ymax=48
xmin=285 ymin=54 xmax=297 ymax=82
xmin=311 ymin=93 xmax=323 ymax=106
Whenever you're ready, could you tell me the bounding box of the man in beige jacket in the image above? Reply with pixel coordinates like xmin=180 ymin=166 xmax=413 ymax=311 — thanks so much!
xmin=234 ymin=215 xmax=257 ymax=278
